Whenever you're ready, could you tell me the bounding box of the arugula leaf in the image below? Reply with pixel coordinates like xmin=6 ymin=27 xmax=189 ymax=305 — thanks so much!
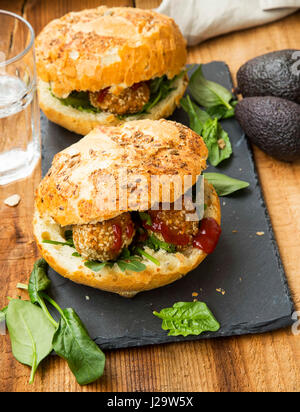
xmin=42 ymin=230 xmax=74 ymax=248
xmin=204 ymin=172 xmax=250 ymax=196
xmin=56 ymin=91 xmax=101 ymax=113
xmin=123 ymin=71 xmax=185 ymax=118
xmin=52 ymin=308 xmax=105 ymax=386
xmin=6 ymin=299 xmax=56 ymax=384
xmin=153 ymin=301 xmax=220 ymax=337
xmin=42 ymin=239 xmax=74 ymax=247
xmin=84 ymin=248 xmax=147 ymax=273
xmin=143 ymin=233 xmax=176 ymax=254
xmin=202 ymin=118 xmax=232 ymax=166
xmin=72 ymin=252 xmax=81 ymax=257
xmin=84 ymin=261 xmax=107 ymax=272
xmin=139 ymin=212 xmax=152 ymax=226
xmin=134 ymin=247 xmax=160 ymax=266
xmin=116 ymin=256 xmax=146 ymax=273
xmin=189 ymin=65 xmax=234 ymax=110
xmin=55 ymin=72 xmax=185 ymax=117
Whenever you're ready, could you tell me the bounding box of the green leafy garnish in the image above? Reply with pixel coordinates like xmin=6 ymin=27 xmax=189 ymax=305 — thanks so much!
xmin=84 ymin=248 xmax=147 ymax=273
xmin=117 ymin=257 xmax=146 ymax=273
xmin=42 ymin=239 xmax=74 ymax=247
xmin=72 ymin=252 xmax=81 ymax=257
xmin=189 ymin=65 xmax=235 ymax=111
xmin=206 ymin=100 xmax=238 ymax=120
xmin=139 ymin=212 xmax=152 ymax=226
xmin=202 ymin=118 xmax=232 ymax=166
xmin=42 ymin=230 xmax=74 ymax=248
xmin=181 ymin=95 xmax=210 ymax=135
xmin=153 ymin=301 xmax=220 ymax=337
xmin=84 ymin=261 xmax=108 ymax=272
xmin=55 ymin=71 xmax=185 ymax=118
xmin=6 ymin=299 xmax=56 ymax=384
xmin=52 ymin=307 xmax=105 ymax=385
xmin=135 ymin=247 xmax=160 ymax=266
xmin=181 ymin=96 xmax=232 ymax=166
xmin=143 ymin=233 xmax=176 ymax=254
xmin=204 ymin=172 xmax=250 ymax=196
xmin=120 ymin=71 xmax=186 ymax=118
xmin=55 ymin=91 xmax=101 ymax=113
xmin=3 ymin=259 xmax=106 ymax=385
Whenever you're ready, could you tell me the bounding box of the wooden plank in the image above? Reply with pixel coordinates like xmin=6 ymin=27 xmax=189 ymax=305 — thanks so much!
xmin=135 ymin=0 xmax=161 ymax=8
xmin=22 ymin=0 xmax=134 ymax=34
xmin=0 ymin=0 xmax=299 ymax=392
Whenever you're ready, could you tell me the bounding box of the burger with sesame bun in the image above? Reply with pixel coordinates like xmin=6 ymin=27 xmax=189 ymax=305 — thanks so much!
xmin=35 ymin=6 xmax=188 ymax=136
xmin=33 ymin=120 xmax=221 ymax=297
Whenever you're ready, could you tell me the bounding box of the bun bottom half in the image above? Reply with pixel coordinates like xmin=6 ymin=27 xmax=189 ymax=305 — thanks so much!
xmin=38 ymin=74 xmax=188 ymax=136
xmin=33 ymin=181 xmax=221 ymax=298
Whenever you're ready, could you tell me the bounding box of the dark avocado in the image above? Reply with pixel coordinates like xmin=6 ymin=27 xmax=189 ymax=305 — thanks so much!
xmin=237 ymin=50 xmax=300 ymax=103
xmin=235 ymin=96 xmax=300 ymax=162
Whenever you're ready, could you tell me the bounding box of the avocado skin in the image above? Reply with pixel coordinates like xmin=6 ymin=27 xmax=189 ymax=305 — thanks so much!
xmin=235 ymin=97 xmax=300 ymax=162
xmin=237 ymin=50 xmax=300 ymax=103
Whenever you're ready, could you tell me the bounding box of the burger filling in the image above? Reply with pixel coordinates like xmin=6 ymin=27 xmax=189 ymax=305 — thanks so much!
xmin=43 ymin=195 xmax=221 ymax=272
xmin=52 ymin=71 xmax=185 ymax=117
xmin=72 ymin=212 xmax=135 ymax=262
xmin=89 ymin=82 xmax=150 ymax=116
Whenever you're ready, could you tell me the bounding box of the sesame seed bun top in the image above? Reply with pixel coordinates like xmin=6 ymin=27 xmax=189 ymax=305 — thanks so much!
xmin=35 ymin=119 xmax=208 ymax=226
xmin=35 ymin=6 xmax=187 ymax=98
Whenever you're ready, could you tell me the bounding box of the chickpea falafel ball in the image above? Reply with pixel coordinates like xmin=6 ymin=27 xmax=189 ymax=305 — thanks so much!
xmin=147 ymin=197 xmax=199 ymax=251
xmin=89 ymin=82 xmax=150 ymax=116
xmin=73 ymin=212 xmax=135 ymax=262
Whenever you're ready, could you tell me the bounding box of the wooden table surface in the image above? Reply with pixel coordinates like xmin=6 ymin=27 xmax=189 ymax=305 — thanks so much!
xmin=0 ymin=0 xmax=299 ymax=393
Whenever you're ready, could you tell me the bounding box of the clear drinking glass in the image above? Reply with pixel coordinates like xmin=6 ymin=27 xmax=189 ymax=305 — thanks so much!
xmin=0 ymin=10 xmax=40 ymax=185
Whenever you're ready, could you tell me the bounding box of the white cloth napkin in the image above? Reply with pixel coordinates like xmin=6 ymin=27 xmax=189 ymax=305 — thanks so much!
xmin=156 ymin=0 xmax=300 ymax=45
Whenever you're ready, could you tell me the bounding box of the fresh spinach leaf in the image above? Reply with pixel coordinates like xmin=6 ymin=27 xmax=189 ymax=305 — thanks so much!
xmin=189 ymin=65 xmax=234 ymax=110
xmin=181 ymin=95 xmax=210 ymax=135
xmin=153 ymin=301 xmax=220 ymax=337
xmin=202 ymin=118 xmax=232 ymax=166
xmin=52 ymin=308 xmax=105 ymax=386
xmin=204 ymin=172 xmax=250 ymax=196
xmin=6 ymin=299 xmax=56 ymax=384
xmin=28 ymin=259 xmax=51 ymax=305
xmin=181 ymin=96 xmax=233 ymax=166
xmin=28 ymin=259 xmax=58 ymax=329
xmin=206 ymin=100 xmax=238 ymax=120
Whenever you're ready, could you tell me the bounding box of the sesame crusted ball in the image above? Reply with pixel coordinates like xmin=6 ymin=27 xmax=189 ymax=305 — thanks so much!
xmin=147 ymin=197 xmax=199 ymax=251
xmin=89 ymin=82 xmax=150 ymax=115
xmin=73 ymin=212 xmax=135 ymax=262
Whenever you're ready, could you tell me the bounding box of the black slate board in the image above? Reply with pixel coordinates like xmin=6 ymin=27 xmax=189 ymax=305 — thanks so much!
xmin=41 ymin=62 xmax=294 ymax=349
